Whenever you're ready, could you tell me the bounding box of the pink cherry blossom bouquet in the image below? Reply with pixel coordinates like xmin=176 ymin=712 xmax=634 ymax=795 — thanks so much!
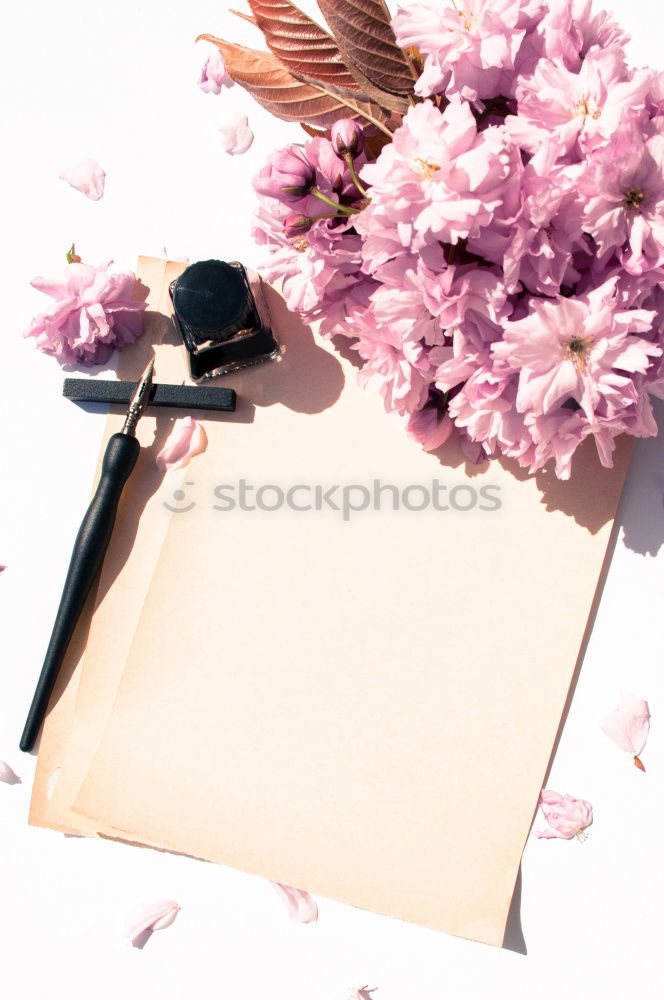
xmin=203 ymin=0 xmax=664 ymax=479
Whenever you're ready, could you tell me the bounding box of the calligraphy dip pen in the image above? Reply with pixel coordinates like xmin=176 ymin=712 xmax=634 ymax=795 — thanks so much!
xmin=20 ymin=357 xmax=156 ymax=752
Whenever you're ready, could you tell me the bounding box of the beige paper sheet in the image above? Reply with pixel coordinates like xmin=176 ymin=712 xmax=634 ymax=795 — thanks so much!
xmin=66 ymin=283 xmax=631 ymax=946
xmin=30 ymin=257 xmax=191 ymax=835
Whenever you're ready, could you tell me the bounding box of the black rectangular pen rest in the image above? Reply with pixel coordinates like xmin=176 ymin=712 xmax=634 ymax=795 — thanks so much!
xmin=63 ymin=379 xmax=237 ymax=412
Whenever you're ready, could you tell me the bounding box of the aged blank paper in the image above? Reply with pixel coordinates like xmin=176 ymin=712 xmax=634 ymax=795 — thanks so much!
xmin=67 ymin=277 xmax=631 ymax=946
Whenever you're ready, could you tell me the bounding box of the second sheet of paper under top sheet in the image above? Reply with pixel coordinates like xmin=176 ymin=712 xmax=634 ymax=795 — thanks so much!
xmin=30 ymin=257 xmax=190 ymax=842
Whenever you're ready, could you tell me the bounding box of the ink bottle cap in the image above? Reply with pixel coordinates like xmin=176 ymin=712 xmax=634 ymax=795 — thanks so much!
xmin=170 ymin=259 xmax=279 ymax=381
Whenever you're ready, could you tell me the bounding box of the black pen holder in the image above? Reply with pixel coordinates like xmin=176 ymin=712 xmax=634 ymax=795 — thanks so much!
xmin=170 ymin=259 xmax=279 ymax=382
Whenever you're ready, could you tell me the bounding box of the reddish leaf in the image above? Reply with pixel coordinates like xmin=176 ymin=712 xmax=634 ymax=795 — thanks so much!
xmin=364 ymin=129 xmax=393 ymax=160
xmin=245 ymin=0 xmax=408 ymax=113
xmin=247 ymin=0 xmax=362 ymax=93
xmin=230 ymin=9 xmax=258 ymax=25
xmin=317 ymin=0 xmax=417 ymax=96
xmin=197 ymin=36 xmax=391 ymax=133
xmin=301 ymin=123 xmax=328 ymax=137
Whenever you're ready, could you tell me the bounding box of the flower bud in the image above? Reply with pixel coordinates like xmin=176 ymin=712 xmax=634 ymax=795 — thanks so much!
xmin=66 ymin=242 xmax=82 ymax=264
xmin=284 ymin=214 xmax=312 ymax=239
xmin=254 ymin=145 xmax=316 ymax=203
xmin=331 ymin=119 xmax=365 ymax=158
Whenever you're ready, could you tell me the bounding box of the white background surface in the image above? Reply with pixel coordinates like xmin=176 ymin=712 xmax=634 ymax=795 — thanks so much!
xmin=1 ymin=2 xmax=663 ymax=997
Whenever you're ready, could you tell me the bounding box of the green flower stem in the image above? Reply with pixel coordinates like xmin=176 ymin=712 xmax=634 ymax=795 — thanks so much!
xmin=310 ymin=188 xmax=358 ymax=215
xmin=344 ymin=154 xmax=369 ymax=199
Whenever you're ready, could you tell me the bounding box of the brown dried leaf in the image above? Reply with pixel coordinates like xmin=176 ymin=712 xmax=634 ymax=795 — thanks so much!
xmin=364 ymin=129 xmax=393 ymax=160
xmin=247 ymin=0 xmax=362 ymax=93
xmin=197 ymin=36 xmax=391 ymax=133
xmin=301 ymin=123 xmax=328 ymax=137
xmin=245 ymin=0 xmax=408 ymax=113
xmin=230 ymin=9 xmax=259 ymax=26
xmin=317 ymin=0 xmax=416 ymax=96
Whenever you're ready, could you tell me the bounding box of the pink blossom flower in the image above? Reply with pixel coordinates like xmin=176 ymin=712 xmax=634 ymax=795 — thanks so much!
xmin=517 ymin=0 xmax=630 ymax=76
xmin=447 ymin=362 xmax=553 ymax=470
xmin=24 ymin=261 xmax=146 ymax=367
xmin=125 ymin=899 xmax=180 ymax=948
xmin=253 ymin=206 xmax=356 ymax=315
xmin=357 ymin=100 xmax=517 ymax=267
xmin=156 ymin=417 xmax=208 ymax=472
xmin=312 ymin=272 xmax=377 ymax=342
xmin=370 ymin=253 xmax=446 ymax=347
xmin=574 ymin=0 xmax=630 ymax=58
xmin=601 ymin=692 xmax=650 ymax=770
xmin=392 ymin=0 xmax=527 ymax=100
xmin=217 ymin=112 xmax=254 ymax=155
xmin=0 ymin=761 xmax=21 ymax=785
xmin=198 ymin=49 xmax=233 ymax=94
xmin=58 ymin=158 xmax=106 ymax=201
xmin=511 ymin=47 xmax=650 ymax=155
xmin=343 ymin=252 xmax=454 ymax=424
xmin=493 ymin=279 xmax=659 ymax=424
xmin=581 ymin=126 xmax=664 ymax=274
xmin=248 ymin=0 xmax=664 ymax=478
xmin=535 ymin=789 xmax=593 ymax=840
xmin=427 ymin=264 xmax=510 ymax=392
xmin=355 ymin=321 xmax=432 ymax=418
xmin=271 ymin=883 xmax=318 ymax=923
xmin=480 ymin=138 xmax=583 ymax=294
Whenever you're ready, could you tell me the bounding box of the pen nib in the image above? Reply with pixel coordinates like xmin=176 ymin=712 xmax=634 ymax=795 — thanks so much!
xmin=122 ymin=356 xmax=155 ymax=436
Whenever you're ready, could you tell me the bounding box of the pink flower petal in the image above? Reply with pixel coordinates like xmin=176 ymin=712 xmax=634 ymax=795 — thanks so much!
xmin=0 ymin=761 xmax=21 ymax=785
xmin=218 ymin=112 xmax=254 ymax=156
xmin=125 ymin=898 xmax=180 ymax=948
xmin=156 ymin=417 xmax=208 ymax=472
xmin=58 ymin=158 xmax=106 ymax=201
xmin=198 ymin=49 xmax=233 ymax=94
xmin=601 ymin=692 xmax=650 ymax=761
xmin=347 ymin=989 xmax=377 ymax=1000
xmin=271 ymin=882 xmax=319 ymax=923
xmin=535 ymin=789 xmax=593 ymax=840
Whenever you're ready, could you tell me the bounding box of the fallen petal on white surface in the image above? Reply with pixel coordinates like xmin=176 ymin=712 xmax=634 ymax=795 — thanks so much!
xmin=125 ymin=898 xmax=180 ymax=948
xmin=535 ymin=789 xmax=593 ymax=840
xmin=347 ymin=989 xmax=377 ymax=1000
xmin=0 ymin=761 xmax=21 ymax=785
xmin=271 ymin=882 xmax=318 ymax=923
xmin=156 ymin=417 xmax=208 ymax=472
xmin=601 ymin=692 xmax=650 ymax=765
xmin=58 ymin=158 xmax=106 ymax=200
xmin=217 ymin=112 xmax=254 ymax=155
